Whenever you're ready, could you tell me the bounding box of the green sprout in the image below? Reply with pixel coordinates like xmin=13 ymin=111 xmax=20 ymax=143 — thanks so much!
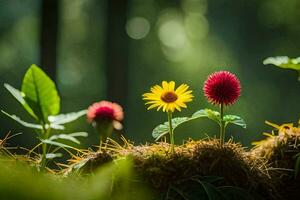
xmin=2 ymin=64 xmax=87 ymax=170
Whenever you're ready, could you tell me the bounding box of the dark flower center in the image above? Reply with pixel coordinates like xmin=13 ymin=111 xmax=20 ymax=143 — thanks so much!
xmin=95 ymin=106 xmax=115 ymax=121
xmin=161 ymin=91 xmax=178 ymax=103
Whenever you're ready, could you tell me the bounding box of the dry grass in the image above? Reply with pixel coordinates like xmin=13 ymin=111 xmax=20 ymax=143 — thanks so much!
xmin=252 ymin=121 xmax=300 ymax=199
xmin=65 ymin=137 xmax=274 ymax=198
xmin=0 ymin=132 xmax=45 ymax=171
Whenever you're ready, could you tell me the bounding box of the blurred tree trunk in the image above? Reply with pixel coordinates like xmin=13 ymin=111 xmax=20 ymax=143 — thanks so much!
xmin=105 ymin=0 xmax=129 ymax=107
xmin=40 ymin=0 xmax=59 ymax=81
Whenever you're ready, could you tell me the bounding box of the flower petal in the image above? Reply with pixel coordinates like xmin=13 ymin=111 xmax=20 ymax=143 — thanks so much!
xmin=169 ymin=81 xmax=175 ymax=91
xmin=162 ymin=81 xmax=169 ymax=90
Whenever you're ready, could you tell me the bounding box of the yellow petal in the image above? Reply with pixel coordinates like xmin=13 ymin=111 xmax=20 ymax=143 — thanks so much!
xmin=151 ymin=85 xmax=163 ymax=94
xmin=176 ymin=101 xmax=187 ymax=108
xmin=175 ymin=84 xmax=189 ymax=95
xmin=145 ymin=100 xmax=159 ymax=105
xmin=162 ymin=81 xmax=169 ymax=90
xmin=157 ymin=104 xmax=164 ymax=111
xmin=173 ymin=103 xmax=181 ymax=111
xmin=162 ymin=104 xmax=168 ymax=112
xmin=147 ymin=103 xmax=160 ymax=110
xmin=169 ymin=81 xmax=175 ymax=91
xmin=169 ymin=104 xmax=175 ymax=112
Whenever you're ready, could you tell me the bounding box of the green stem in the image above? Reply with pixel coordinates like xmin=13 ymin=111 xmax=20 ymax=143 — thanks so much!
xmin=220 ymin=103 xmax=225 ymax=146
xmin=97 ymin=121 xmax=114 ymax=148
xmin=167 ymin=111 xmax=175 ymax=153
xmin=40 ymin=124 xmax=49 ymax=171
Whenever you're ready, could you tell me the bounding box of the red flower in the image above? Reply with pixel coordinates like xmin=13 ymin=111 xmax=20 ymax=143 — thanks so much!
xmin=87 ymin=101 xmax=124 ymax=123
xmin=203 ymin=71 xmax=241 ymax=105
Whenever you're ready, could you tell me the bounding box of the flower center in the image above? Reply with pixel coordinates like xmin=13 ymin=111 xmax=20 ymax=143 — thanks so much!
xmin=161 ymin=91 xmax=178 ymax=103
xmin=95 ymin=106 xmax=115 ymax=121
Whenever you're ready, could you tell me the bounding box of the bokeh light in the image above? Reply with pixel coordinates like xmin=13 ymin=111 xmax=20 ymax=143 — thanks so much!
xmin=126 ymin=17 xmax=150 ymax=40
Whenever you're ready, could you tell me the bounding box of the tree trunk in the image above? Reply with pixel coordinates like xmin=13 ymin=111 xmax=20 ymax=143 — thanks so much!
xmin=105 ymin=0 xmax=129 ymax=107
xmin=40 ymin=0 xmax=59 ymax=81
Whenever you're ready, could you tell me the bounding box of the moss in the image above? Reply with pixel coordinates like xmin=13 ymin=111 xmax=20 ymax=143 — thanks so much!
xmin=252 ymin=124 xmax=300 ymax=169
xmin=66 ymin=138 xmax=274 ymax=198
xmin=252 ymin=122 xmax=300 ymax=199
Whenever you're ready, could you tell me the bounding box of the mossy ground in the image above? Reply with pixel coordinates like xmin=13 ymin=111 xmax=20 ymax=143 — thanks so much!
xmin=66 ymin=138 xmax=275 ymax=199
xmin=3 ymin=124 xmax=300 ymax=199
xmin=252 ymin=122 xmax=300 ymax=200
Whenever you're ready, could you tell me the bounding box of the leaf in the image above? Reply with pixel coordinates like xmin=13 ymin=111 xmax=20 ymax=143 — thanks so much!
xmin=263 ymin=56 xmax=300 ymax=81
xmin=294 ymin=152 xmax=300 ymax=179
xmin=223 ymin=115 xmax=246 ymax=129
xmin=218 ymin=186 xmax=255 ymax=200
xmin=45 ymin=153 xmax=63 ymax=159
xmin=47 ymin=124 xmax=65 ymax=130
xmin=69 ymin=132 xmax=88 ymax=137
xmin=41 ymin=139 xmax=77 ymax=150
xmin=198 ymin=181 xmax=222 ymax=200
xmin=263 ymin=56 xmax=300 ymax=70
xmin=152 ymin=109 xmax=222 ymax=140
xmin=152 ymin=117 xmax=189 ymax=140
xmin=1 ymin=110 xmax=42 ymax=129
xmin=198 ymin=176 xmax=223 ymax=184
xmin=48 ymin=132 xmax=88 ymax=144
xmin=1 ymin=110 xmax=64 ymax=130
xmin=21 ymin=64 xmax=60 ymax=122
xmin=48 ymin=110 xmax=87 ymax=125
xmin=177 ymin=179 xmax=222 ymax=200
xmin=48 ymin=134 xmax=80 ymax=144
xmin=4 ymin=83 xmax=37 ymax=119
xmin=192 ymin=109 xmax=221 ymax=124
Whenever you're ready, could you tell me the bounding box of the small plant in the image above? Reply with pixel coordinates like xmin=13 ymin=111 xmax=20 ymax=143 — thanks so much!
xmin=1 ymin=64 xmax=87 ymax=170
xmin=143 ymin=81 xmax=193 ymax=153
xmin=151 ymin=71 xmax=246 ymax=145
xmin=263 ymin=56 xmax=300 ymax=81
xmin=87 ymin=100 xmax=124 ymax=145
xmin=203 ymin=71 xmax=242 ymax=145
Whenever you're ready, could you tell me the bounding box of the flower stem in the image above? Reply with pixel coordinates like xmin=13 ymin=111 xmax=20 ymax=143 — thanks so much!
xmin=97 ymin=121 xmax=114 ymax=148
xmin=40 ymin=124 xmax=50 ymax=171
xmin=167 ymin=111 xmax=175 ymax=153
xmin=220 ymin=103 xmax=225 ymax=145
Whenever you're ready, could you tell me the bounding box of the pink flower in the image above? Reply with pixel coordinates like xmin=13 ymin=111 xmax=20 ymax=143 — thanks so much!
xmin=203 ymin=71 xmax=241 ymax=105
xmin=87 ymin=101 xmax=124 ymax=123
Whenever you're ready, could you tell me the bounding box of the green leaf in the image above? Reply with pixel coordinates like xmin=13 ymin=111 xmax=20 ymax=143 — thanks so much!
xmin=152 ymin=109 xmax=222 ymax=140
xmin=47 ymin=124 xmax=65 ymax=130
xmin=48 ymin=134 xmax=80 ymax=144
xmin=152 ymin=117 xmax=189 ymax=140
xmin=223 ymin=115 xmax=246 ymax=129
xmin=1 ymin=110 xmax=42 ymax=129
xmin=1 ymin=110 xmax=64 ymax=130
xmin=48 ymin=132 xmax=88 ymax=144
xmin=192 ymin=109 xmax=221 ymax=124
xmin=218 ymin=186 xmax=255 ymax=200
xmin=4 ymin=83 xmax=37 ymax=119
xmin=48 ymin=110 xmax=87 ymax=125
xmin=198 ymin=176 xmax=223 ymax=184
xmin=21 ymin=64 xmax=60 ymax=122
xmin=197 ymin=181 xmax=222 ymax=200
xmin=294 ymin=152 xmax=300 ymax=179
xmin=175 ymin=179 xmax=222 ymax=200
xmin=41 ymin=139 xmax=77 ymax=150
xmin=45 ymin=153 xmax=63 ymax=159
xmin=263 ymin=56 xmax=300 ymax=81
xmin=263 ymin=56 xmax=300 ymax=70
xmin=68 ymin=132 xmax=88 ymax=137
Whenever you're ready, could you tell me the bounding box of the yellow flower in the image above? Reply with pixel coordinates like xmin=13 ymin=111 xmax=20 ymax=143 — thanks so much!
xmin=143 ymin=81 xmax=193 ymax=112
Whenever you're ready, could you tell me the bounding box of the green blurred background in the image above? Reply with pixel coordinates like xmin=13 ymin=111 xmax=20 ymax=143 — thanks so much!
xmin=0 ymin=0 xmax=299 ymax=149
